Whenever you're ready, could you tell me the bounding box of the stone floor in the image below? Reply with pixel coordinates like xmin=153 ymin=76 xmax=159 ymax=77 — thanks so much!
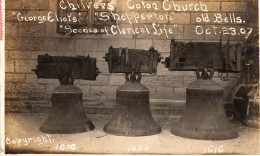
xmin=4 ymin=113 xmax=260 ymax=155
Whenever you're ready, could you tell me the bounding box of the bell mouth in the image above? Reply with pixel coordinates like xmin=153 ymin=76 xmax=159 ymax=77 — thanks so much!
xmin=40 ymin=121 xmax=95 ymax=134
xmin=103 ymin=123 xmax=161 ymax=137
xmin=171 ymin=124 xmax=238 ymax=140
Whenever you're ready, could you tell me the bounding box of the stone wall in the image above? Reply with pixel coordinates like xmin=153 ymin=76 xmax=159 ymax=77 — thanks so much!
xmin=5 ymin=0 xmax=248 ymax=104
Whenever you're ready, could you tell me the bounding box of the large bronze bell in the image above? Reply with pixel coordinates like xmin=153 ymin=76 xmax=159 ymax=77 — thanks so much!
xmin=40 ymin=85 xmax=94 ymax=133
xmin=172 ymin=67 xmax=238 ymax=140
xmin=32 ymin=54 xmax=99 ymax=134
xmin=104 ymin=70 xmax=161 ymax=136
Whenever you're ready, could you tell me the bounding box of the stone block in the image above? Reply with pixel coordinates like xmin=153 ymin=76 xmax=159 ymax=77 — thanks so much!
xmin=135 ymin=39 xmax=152 ymax=50
xmin=155 ymin=86 xmax=174 ymax=99
xmin=5 ymin=103 xmax=32 ymax=113
xmin=221 ymin=2 xmax=247 ymax=12
xmin=74 ymin=74 xmax=109 ymax=86
xmin=19 ymin=23 xmax=45 ymax=37
xmin=45 ymin=23 xmax=67 ymax=38
xmin=25 ymin=74 xmax=38 ymax=84
xmin=213 ymin=78 xmax=239 ymax=89
xmin=75 ymin=39 xmax=99 ymax=52
xmin=184 ymin=25 xmax=205 ymax=40
xmin=82 ymin=85 xmax=93 ymax=99
xmin=157 ymin=62 xmax=171 ymax=76
xmin=5 ymin=22 xmax=18 ymax=36
xmin=8 ymin=51 xmax=31 ymax=60
xmin=98 ymin=38 xmax=135 ymax=51
xmin=6 ymin=0 xmax=22 ymax=9
xmin=109 ymin=75 xmax=125 ymax=86
xmin=97 ymin=60 xmax=109 ymax=74
xmin=146 ymin=85 xmax=157 ymax=98
xmin=183 ymin=76 xmax=196 ymax=86
xmin=76 ymin=51 xmax=106 ymax=60
xmin=5 ymin=36 xmax=22 ymax=50
xmin=44 ymin=84 xmax=59 ymax=98
xmin=173 ymin=87 xmax=186 ymax=99
xmin=22 ymin=0 xmax=49 ymax=10
xmin=5 ymin=60 xmax=15 ymax=72
xmin=152 ymin=39 xmax=171 ymax=52
xmin=49 ymin=0 xmax=58 ymax=11
xmin=5 ymin=82 xmax=46 ymax=99
xmin=31 ymin=51 xmax=62 ymax=60
xmin=44 ymin=38 xmax=75 ymax=51
xmin=97 ymin=39 xmax=115 ymax=52
xmin=21 ymin=37 xmax=44 ymax=51
xmin=164 ymin=75 xmax=184 ymax=87
xmin=15 ymin=60 xmax=37 ymax=73
xmin=157 ymin=66 xmax=196 ymax=76
xmin=5 ymin=51 xmax=9 ymax=60
xmin=5 ymin=74 xmax=26 ymax=83
xmin=121 ymin=0 xmax=131 ymax=12
xmin=90 ymin=85 xmax=118 ymax=99
xmin=169 ymin=12 xmax=190 ymax=24
xmin=141 ymin=75 xmax=164 ymax=86
xmin=203 ymin=2 xmax=221 ymax=12
xmin=81 ymin=85 xmax=91 ymax=96
xmin=61 ymin=51 xmax=77 ymax=57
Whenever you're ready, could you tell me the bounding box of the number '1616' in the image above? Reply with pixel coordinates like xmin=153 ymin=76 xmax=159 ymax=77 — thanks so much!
xmin=204 ymin=145 xmax=224 ymax=154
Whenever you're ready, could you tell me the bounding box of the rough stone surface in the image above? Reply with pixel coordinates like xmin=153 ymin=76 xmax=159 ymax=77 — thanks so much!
xmin=221 ymin=2 xmax=247 ymax=12
xmin=4 ymin=0 xmax=248 ymax=103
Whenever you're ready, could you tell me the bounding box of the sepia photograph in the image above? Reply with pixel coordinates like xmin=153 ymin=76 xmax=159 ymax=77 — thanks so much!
xmin=1 ymin=0 xmax=259 ymax=155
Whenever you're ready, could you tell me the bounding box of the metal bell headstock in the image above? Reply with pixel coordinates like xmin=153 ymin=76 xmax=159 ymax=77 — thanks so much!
xmin=32 ymin=54 xmax=100 ymax=85
xmin=104 ymin=46 xmax=162 ymax=74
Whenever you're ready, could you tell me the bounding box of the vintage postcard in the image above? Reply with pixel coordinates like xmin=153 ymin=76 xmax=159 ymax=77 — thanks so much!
xmin=1 ymin=0 xmax=259 ymax=155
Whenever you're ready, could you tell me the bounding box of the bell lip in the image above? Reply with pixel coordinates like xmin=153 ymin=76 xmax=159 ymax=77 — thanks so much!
xmin=103 ymin=125 xmax=161 ymax=137
xmin=40 ymin=122 xmax=95 ymax=134
xmin=171 ymin=124 xmax=238 ymax=140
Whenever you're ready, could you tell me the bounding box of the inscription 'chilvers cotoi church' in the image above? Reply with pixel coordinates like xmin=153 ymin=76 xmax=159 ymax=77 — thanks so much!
xmin=59 ymin=0 xmax=209 ymax=12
